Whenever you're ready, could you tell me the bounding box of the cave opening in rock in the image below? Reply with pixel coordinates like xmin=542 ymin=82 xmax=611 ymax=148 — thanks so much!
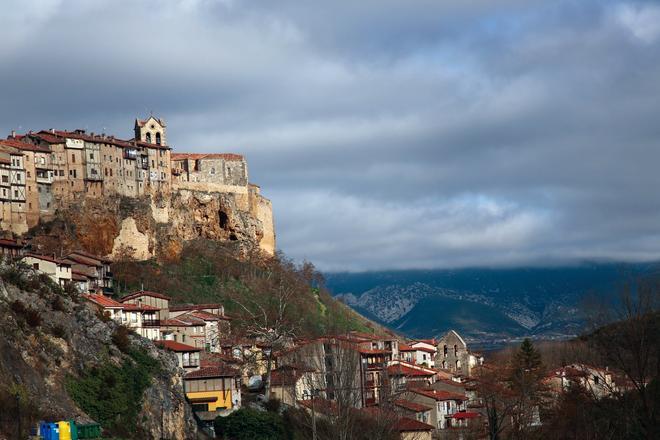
xmin=229 ymin=233 xmax=238 ymax=241
xmin=219 ymin=210 xmax=229 ymax=229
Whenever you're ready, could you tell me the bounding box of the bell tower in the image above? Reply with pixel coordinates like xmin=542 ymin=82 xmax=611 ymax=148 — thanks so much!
xmin=134 ymin=115 xmax=167 ymax=146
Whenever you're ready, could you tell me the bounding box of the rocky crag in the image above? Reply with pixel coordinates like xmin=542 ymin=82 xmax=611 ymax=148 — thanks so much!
xmin=0 ymin=264 xmax=200 ymax=439
xmin=27 ymin=185 xmax=274 ymax=261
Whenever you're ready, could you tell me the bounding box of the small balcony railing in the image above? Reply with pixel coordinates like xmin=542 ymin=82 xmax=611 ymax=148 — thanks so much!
xmin=142 ymin=319 xmax=161 ymax=327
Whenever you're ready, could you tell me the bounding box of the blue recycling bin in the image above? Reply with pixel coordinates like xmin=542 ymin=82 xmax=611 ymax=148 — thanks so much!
xmin=39 ymin=422 xmax=60 ymax=440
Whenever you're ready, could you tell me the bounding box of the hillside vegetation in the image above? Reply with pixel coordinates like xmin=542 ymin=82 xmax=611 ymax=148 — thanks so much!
xmin=0 ymin=262 xmax=196 ymax=440
xmin=112 ymin=240 xmax=379 ymax=338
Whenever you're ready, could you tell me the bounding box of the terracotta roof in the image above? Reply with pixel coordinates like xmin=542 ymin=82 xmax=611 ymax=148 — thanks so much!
xmin=189 ymin=310 xmax=229 ymax=321
xmin=0 ymin=238 xmax=22 ymax=248
xmin=393 ymin=399 xmax=432 ymax=413
xmin=83 ymin=294 xmax=124 ymax=309
xmin=136 ymin=117 xmax=166 ymax=128
xmin=155 ymin=340 xmax=201 ymax=352
xmin=68 ymin=250 xmax=111 ymax=263
xmin=30 ymin=132 xmax=65 ymax=144
xmin=66 ymin=253 xmax=103 ymax=267
xmin=409 ymin=388 xmax=466 ymax=401
xmin=0 ymin=138 xmax=50 ymax=152
xmin=121 ymin=302 xmax=160 ymax=311
xmin=387 ymin=364 xmax=435 ymax=377
xmin=413 ymin=339 xmax=437 ymax=346
xmin=24 ymin=253 xmax=70 ymax=265
xmin=393 ymin=417 xmax=435 ymax=432
xmin=184 ymin=366 xmax=239 ymax=379
xmin=160 ymin=318 xmax=204 ymax=327
xmin=71 ymin=271 xmax=89 ymax=282
xmin=359 ymin=349 xmax=389 ymax=355
xmin=171 ymin=153 xmax=244 ymax=161
xmin=168 ymin=303 xmax=223 ymax=312
xmin=120 ymin=290 xmax=171 ymax=302
xmin=399 ymin=344 xmax=416 ymax=352
xmin=452 ymin=411 xmax=481 ymax=420
xmin=414 ymin=346 xmax=436 ymax=354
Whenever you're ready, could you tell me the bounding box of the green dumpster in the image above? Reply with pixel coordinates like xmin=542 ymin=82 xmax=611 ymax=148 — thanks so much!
xmin=69 ymin=420 xmax=78 ymax=440
xmin=77 ymin=423 xmax=101 ymax=439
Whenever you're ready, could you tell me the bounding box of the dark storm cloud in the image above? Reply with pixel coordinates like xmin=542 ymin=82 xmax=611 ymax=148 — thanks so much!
xmin=1 ymin=0 xmax=659 ymax=270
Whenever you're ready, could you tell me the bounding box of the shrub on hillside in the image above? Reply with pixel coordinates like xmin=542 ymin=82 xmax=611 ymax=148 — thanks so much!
xmin=111 ymin=326 xmax=131 ymax=353
xmin=65 ymin=348 xmax=159 ymax=438
xmin=50 ymin=324 xmax=67 ymax=339
xmin=10 ymin=300 xmax=42 ymax=327
xmin=52 ymin=295 xmax=66 ymax=312
xmin=214 ymin=408 xmax=289 ymax=440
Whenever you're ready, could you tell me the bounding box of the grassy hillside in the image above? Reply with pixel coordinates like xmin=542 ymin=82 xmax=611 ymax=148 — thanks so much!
xmin=112 ymin=240 xmax=377 ymax=338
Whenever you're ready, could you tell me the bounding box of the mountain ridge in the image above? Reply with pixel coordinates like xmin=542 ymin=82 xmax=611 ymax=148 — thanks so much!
xmin=326 ymin=262 xmax=660 ymax=343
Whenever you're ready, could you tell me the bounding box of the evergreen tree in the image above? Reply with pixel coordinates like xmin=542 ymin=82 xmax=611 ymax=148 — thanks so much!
xmin=509 ymin=338 xmax=546 ymax=438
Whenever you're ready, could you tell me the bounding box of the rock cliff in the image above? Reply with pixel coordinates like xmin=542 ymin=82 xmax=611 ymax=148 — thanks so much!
xmin=0 ymin=266 xmax=200 ymax=439
xmin=27 ymin=186 xmax=275 ymax=261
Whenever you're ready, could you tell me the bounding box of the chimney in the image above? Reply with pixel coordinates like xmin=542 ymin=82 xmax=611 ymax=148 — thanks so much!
xmin=50 ymin=128 xmax=55 ymax=134
xmin=10 ymin=130 xmax=16 ymax=138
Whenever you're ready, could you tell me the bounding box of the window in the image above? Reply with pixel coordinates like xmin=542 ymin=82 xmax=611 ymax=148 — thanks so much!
xmin=33 ymin=263 xmax=39 ymax=270
xmin=59 ymin=170 xmax=64 ymax=176
xmin=1 ymin=176 xmax=7 ymax=183
xmin=454 ymin=345 xmax=458 ymax=356
xmin=71 ymin=154 xmax=75 ymax=163
xmin=27 ymin=172 xmax=30 ymax=178
xmin=145 ymin=133 xmax=152 ymax=143
xmin=90 ymin=153 xmax=94 ymax=160
xmin=156 ymin=132 xmax=161 ymax=145
xmin=210 ymin=167 xmax=216 ymax=175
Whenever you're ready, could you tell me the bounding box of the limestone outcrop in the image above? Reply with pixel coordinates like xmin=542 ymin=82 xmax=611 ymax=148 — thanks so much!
xmin=27 ymin=186 xmax=275 ymax=261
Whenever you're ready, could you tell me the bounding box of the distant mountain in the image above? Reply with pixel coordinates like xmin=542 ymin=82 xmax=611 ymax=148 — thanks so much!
xmin=325 ymin=264 xmax=659 ymax=344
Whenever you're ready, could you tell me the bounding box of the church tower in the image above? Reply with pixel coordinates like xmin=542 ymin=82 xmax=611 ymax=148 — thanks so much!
xmin=134 ymin=116 xmax=167 ymax=146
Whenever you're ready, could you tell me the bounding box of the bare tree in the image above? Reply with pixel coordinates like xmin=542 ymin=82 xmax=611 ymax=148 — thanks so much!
xmin=584 ymin=278 xmax=660 ymax=440
xmin=227 ymin=254 xmax=303 ymax=400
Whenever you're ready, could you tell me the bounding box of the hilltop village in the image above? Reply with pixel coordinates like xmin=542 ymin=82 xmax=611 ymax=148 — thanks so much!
xmin=0 ymin=116 xmax=275 ymax=257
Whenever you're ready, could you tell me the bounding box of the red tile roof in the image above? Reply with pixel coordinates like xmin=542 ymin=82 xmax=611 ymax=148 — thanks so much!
xmin=0 ymin=138 xmax=50 ymax=152
xmin=393 ymin=417 xmax=434 ymax=432
xmin=168 ymin=303 xmax=223 ymax=312
xmin=32 ymin=131 xmax=67 ymax=144
xmin=399 ymin=344 xmax=416 ymax=352
xmin=160 ymin=318 xmax=204 ymax=327
xmin=83 ymin=294 xmax=124 ymax=309
xmin=387 ymin=364 xmax=435 ymax=377
xmin=24 ymin=253 xmax=70 ymax=265
xmin=393 ymin=399 xmax=432 ymax=413
xmin=120 ymin=290 xmax=171 ymax=302
xmin=68 ymin=250 xmax=111 ymax=264
xmin=452 ymin=411 xmax=481 ymax=419
xmin=155 ymin=340 xmax=201 ymax=352
xmin=0 ymin=238 xmax=22 ymax=248
xmin=409 ymin=388 xmax=466 ymax=401
xmin=184 ymin=366 xmax=239 ymax=379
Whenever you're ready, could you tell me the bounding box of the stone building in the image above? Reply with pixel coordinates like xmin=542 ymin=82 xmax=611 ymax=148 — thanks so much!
xmin=0 ymin=116 xmax=274 ymax=255
xmin=435 ymin=330 xmax=471 ymax=376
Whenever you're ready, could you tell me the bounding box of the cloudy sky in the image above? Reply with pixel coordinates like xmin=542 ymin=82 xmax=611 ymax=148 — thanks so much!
xmin=1 ymin=0 xmax=660 ymax=271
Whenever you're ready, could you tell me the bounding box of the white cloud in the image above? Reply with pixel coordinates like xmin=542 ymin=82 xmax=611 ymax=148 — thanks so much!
xmin=615 ymin=3 xmax=660 ymax=43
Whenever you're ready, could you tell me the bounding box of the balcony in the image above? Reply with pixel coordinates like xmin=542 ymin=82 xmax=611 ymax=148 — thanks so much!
xmin=142 ymin=319 xmax=161 ymax=327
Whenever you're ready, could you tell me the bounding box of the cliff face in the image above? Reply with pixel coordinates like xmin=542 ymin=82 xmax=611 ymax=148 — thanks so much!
xmin=27 ymin=186 xmax=275 ymax=261
xmin=0 ymin=271 xmax=198 ymax=439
